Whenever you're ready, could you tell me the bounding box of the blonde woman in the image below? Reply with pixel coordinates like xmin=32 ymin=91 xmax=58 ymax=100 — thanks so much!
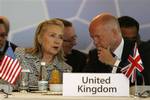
xmin=15 ymin=19 xmax=72 ymax=88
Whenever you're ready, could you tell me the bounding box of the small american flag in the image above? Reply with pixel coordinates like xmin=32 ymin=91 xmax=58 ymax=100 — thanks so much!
xmin=0 ymin=46 xmax=22 ymax=84
xmin=121 ymin=43 xmax=144 ymax=83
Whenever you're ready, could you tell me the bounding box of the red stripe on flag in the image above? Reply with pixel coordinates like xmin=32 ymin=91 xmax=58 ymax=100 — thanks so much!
xmin=8 ymin=60 xmax=20 ymax=84
xmin=8 ymin=60 xmax=21 ymax=84
xmin=2 ymin=58 xmax=14 ymax=79
xmin=121 ymin=65 xmax=129 ymax=73
xmin=0 ymin=56 xmax=10 ymax=77
xmin=0 ymin=56 xmax=22 ymax=84
xmin=121 ymin=43 xmax=144 ymax=83
xmin=10 ymin=63 xmax=22 ymax=84
xmin=1 ymin=57 xmax=16 ymax=81
xmin=3 ymin=59 xmax=18 ymax=81
xmin=4 ymin=59 xmax=18 ymax=81
xmin=126 ymin=55 xmax=141 ymax=78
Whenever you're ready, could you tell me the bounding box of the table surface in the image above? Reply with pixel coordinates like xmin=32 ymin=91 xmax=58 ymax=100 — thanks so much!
xmin=0 ymin=92 xmax=150 ymax=100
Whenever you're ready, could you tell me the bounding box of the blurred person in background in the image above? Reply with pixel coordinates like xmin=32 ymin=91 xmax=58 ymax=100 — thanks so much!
xmin=0 ymin=16 xmax=17 ymax=86
xmin=0 ymin=16 xmax=17 ymax=60
xmin=118 ymin=15 xmax=150 ymax=63
xmin=57 ymin=18 xmax=87 ymax=72
xmin=118 ymin=16 xmax=142 ymax=46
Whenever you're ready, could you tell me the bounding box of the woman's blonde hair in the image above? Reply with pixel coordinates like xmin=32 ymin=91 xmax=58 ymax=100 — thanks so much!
xmin=26 ymin=18 xmax=65 ymax=61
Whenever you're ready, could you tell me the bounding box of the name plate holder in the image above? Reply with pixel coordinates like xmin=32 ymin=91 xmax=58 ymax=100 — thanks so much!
xmin=63 ymin=73 xmax=129 ymax=96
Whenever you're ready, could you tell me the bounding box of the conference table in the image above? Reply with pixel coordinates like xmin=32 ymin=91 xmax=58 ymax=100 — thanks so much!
xmin=0 ymin=92 xmax=149 ymax=100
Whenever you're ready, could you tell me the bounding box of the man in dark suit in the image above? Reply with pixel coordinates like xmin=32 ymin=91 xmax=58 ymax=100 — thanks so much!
xmin=85 ymin=40 xmax=135 ymax=73
xmin=0 ymin=16 xmax=17 ymax=90
xmin=83 ymin=13 xmax=150 ymax=85
xmin=118 ymin=16 xmax=141 ymax=45
xmin=118 ymin=16 xmax=150 ymax=85
xmin=57 ymin=18 xmax=87 ymax=72
xmin=0 ymin=16 xmax=17 ymax=61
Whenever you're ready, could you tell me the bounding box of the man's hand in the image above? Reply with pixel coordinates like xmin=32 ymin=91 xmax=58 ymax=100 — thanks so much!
xmin=97 ymin=47 xmax=116 ymax=66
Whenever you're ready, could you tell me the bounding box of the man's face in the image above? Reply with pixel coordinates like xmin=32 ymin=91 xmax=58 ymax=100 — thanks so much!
xmin=121 ymin=27 xmax=138 ymax=41
xmin=90 ymin=24 xmax=113 ymax=50
xmin=0 ymin=24 xmax=7 ymax=48
xmin=63 ymin=26 xmax=77 ymax=55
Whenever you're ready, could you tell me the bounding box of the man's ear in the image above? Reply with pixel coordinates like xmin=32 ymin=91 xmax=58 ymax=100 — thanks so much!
xmin=112 ymin=28 xmax=118 ymax=37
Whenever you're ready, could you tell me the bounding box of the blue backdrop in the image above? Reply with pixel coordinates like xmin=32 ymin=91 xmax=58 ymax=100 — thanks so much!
xmin=0 ymin=0 xmax=150 ymax=53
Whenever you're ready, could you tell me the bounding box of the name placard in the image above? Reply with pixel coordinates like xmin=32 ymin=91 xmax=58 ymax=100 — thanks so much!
xmin=63 ymin=73 xmax=129 ymax=96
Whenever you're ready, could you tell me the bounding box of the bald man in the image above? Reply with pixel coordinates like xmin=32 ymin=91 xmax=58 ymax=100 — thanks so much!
xmin=84 ymin=13 xmax=150 ymax=85
xmin=0 ymin=16 xmax=17 ymax=60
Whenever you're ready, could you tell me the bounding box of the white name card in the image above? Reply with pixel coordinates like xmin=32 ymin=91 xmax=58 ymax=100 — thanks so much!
xmin=63 ymin=73 xmax=129 ymax=96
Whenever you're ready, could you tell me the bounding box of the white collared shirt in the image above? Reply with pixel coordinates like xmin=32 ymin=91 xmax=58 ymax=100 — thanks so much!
xmin=112 ymin=38 xmax=124 ymax=73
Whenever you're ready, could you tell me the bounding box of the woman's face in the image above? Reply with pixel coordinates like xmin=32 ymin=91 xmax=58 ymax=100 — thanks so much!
xmin=39 ymin=25 xmax=63 ymax=56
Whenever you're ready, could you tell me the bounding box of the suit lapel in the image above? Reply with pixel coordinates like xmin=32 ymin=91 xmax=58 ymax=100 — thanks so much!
xmin=120 ymin=39 xmax=135 ymax=68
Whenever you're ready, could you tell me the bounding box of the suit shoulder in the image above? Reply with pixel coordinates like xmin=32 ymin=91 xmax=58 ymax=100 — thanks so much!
xmin=89 ymin=48 xmax=97 ymax=56
xmin=72 ymin=49 xmax=87 ymax=57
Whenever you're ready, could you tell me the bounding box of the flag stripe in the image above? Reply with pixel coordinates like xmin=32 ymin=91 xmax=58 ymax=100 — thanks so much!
xmin=5 ymin=61 xmax=16 ymax=82
xmin=4 ymin=59 xmax=18 ymax=81
xmin=8 ymin=61 xmax=21 ymax=83
xmin=0 ymin=56 xmax=8 ymax=71
xmin=126 ymin=56 xmax=135 ymax=78
xmin=0 ymin=47 xmax=22 ymax=84
xmin=2 ymin=58 xmax=14 ymax=79
xmin=0 ymin=56 xmax=10 ymax=77
xmin=8 ymin=60 xmax=20 ymax=83
xmin=10 ymin=64 xmax=22 ymax=84
xmin=5 ymin=59 xmax=18 ymax=81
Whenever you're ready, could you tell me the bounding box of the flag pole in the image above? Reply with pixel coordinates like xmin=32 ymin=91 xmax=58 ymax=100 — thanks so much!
xmin=134 ymin=71 xmax=138 ymax=96
xmin=133 ymin=43 xmax=138 ymax=97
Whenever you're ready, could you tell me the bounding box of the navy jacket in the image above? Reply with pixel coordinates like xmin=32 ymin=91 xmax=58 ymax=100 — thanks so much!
xmin=84 ymin=39 xmax=150 ymax=85
xmin=0 ymin=41 xmax=17 ymax=60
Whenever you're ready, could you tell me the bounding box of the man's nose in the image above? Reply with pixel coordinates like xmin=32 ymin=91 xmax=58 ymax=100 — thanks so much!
xmin=55 ymin=39 xmax=62 ymax=43
xmin=71 ymin=39 xmax=77 ymax=46
xmin=54 ymin=38 xmax=62 ymax=44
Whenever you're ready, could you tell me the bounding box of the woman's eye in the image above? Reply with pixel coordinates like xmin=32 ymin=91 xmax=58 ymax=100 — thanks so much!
xmin=48 ymin=32 xmax=63 ymax=40
xmin=58 ymin=35 xmax=63 ymax=40
xmin=49 ymin=34 xmax=55 ymax=37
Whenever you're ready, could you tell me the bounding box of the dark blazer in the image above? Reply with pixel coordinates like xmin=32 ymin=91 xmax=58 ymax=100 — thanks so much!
xmin=138 ymin=41 xmax=150 ymax=85
xmin=65 ymin=49 xmax=87 ymax=72
xmin=0 ymin=40 xmax=17 ymax=60
xmin=84 ymin=39 xmax=150 ymax=85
